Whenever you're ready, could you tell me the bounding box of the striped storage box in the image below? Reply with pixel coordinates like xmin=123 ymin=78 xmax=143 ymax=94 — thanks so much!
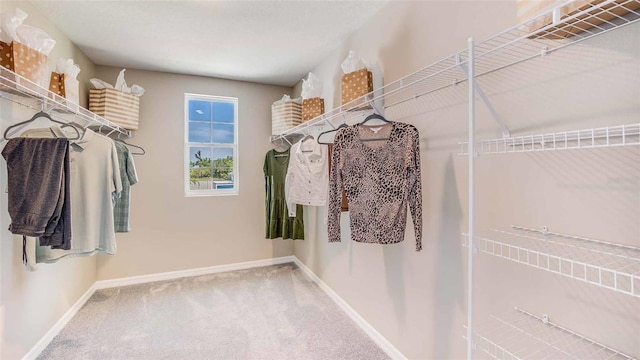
xmin=89 ymin=88 xmax=140 ymax=130
xmin=272 ymin=101 xmax=302 ymax=136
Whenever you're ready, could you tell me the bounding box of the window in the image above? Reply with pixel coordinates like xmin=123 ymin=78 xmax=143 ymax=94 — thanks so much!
xmin=184 ymin=94 xmax=238 ymax=196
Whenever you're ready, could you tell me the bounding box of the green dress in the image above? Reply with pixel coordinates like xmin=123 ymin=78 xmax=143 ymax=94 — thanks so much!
xmin=264 ymin=149 xmax=304 ymax=239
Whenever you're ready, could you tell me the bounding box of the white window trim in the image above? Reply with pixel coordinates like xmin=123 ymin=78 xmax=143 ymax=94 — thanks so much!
xmin=184 ymin=93 xmax=239 ymax=197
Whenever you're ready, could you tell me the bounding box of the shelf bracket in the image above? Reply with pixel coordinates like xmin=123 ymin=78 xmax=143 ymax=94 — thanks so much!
xmin=366 ymin=93 xmax=384 ymax=116
xmin=456 ymin=54 xmax=511 ymax=138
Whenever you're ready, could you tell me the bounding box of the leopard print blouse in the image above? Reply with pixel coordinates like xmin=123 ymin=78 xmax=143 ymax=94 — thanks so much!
xmin=328 ymin=122 xmax=423 ymax=251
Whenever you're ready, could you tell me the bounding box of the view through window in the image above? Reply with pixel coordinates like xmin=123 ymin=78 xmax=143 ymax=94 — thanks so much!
xmin=184 ymin=94 xmax=238 ymax=196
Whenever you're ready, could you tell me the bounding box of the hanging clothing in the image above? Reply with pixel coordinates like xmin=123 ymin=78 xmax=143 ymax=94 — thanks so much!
xmin=264 ymin=148 xmax=304 ymax=240
xmin=328 ymin=144 xmax=349 ymax=212
xmin=285 ymin=138 xmax=329 ymax=216
xmin=21 ymin=126 xmax=122 ymax=263
xmin=327 ymin=122 xmax=423 ymax=251
xmin=1 ymin=137 xmax=72 ymax=252
xmin=113 ymin=141 xmax=139 ymax=232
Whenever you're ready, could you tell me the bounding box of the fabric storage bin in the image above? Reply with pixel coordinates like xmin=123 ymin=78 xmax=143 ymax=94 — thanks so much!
xmin=302 ymin=97 xmax=324 ymax=121
xmin=89 ymin=88 xmax=140 ymax=130
xmin=272 ymin=101 xmax=302 ymax=135
xmin=0 ymin=41 xmax=49 ymax=91
xmin=517 ymin=0 xmax=640 ymax=39
xmin=341 ymin=68 xmax=373 ymax=109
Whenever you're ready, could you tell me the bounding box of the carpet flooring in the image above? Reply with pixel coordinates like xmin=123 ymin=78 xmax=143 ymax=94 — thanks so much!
xmin=38 ymin=263 xmax=390 ymax=360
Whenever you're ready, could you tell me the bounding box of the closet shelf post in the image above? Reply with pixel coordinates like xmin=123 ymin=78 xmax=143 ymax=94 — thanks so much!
xmin=467 ymin=36 xmax=476 ymax=360
xmin=456 ymin=54 xmax=510 ymax=138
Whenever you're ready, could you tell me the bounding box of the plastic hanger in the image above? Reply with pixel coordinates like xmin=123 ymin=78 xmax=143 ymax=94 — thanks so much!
xmin=114 ymin=133 xmax=146 ymax=155
xmin=317 ymin=123 xmax=347 ymax=145
xmin=357 ymin=111 xmax=393 ymax=142
xmin=114 ymin=138 xmax=145 ymax=155
xmin=299 ymin=134 xmax=315 ymax=153
xmin=272 ymin=136 xmax=290 ymax=153
xmin=4 ymin=111 xmax=81 ymax=140
xmin=359 ymin=112 xmax=391 ymax=125
xmin=274 ymin=148 xmax=289 ymax=158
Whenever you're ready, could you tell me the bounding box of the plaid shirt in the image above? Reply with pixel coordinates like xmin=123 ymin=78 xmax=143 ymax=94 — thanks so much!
xmin=113 ymin=141 xmax=138 ymax=232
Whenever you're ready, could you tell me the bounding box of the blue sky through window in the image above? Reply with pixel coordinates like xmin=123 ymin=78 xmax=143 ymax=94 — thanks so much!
xmin=189 ymin=122 xmax=211 ymax=142
xmin=188 ymin=100 xmax=211 ymax=121
xmin=212 ymin=123 xmax=234 ymax=143
xmin=212 ymin=147 xmax=233 ymax=159
xmin=212 ymin=102 xmax=234 ymax=123
xmin=188 ymin=100 xmax=235 ymax=143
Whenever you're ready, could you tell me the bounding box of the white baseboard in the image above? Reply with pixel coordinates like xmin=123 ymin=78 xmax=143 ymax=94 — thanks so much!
xmin=94 ymin=256 xmax=296 ymax=289
xmin=292 ymin=257 xmax=408 ymax=360
xmin=21 ymin=283 xmax=98 ymax=360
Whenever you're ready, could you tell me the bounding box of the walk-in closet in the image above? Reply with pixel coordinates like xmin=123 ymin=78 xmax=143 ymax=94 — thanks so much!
xmin=1 ymin=1 xmax=638 ymax=359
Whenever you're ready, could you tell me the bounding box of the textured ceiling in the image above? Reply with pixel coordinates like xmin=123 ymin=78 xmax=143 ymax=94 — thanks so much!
xmin=30 ymin=1 xmax=388 ymax=86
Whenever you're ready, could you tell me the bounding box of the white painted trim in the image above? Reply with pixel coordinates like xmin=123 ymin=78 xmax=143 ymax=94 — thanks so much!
xmin=292 ymin=257 xmax=408 ymax=360
xmin=94 ymin=256 xmax=296 ymax=289
xmin=21 ymin=283 xmax=98 ymax=360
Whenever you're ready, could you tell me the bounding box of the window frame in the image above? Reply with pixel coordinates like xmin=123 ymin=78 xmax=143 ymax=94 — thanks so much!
xmin=184 ymin=93 xmax=239 ymax=197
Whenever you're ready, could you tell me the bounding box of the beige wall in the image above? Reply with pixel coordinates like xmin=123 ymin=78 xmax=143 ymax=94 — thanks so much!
xmin=0 ymin=2 xmax=98 ymax=359
xmin=293 ymin=1 xmax=640 ymax=359
xmin=94 ymin=66 xmax=294 ymax=280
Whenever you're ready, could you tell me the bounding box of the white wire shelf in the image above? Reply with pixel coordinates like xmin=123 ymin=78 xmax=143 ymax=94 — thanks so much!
xmin=465 ymin=307 xmax=637 ymax=360
xmin=458 ymin=123 xmax=640 ymax=155
xmin=270 ymin=0 xmax=640 ymax=142
xmin=462 ymin=226 xmax=640 ymax=298
xmin=0 ymin=67 xmax=130 ymax=137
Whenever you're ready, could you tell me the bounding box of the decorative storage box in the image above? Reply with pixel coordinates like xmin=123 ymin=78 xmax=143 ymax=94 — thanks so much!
xmin=341 ymin=68 xmax=373 ymax=109
xmin=517 ymin=0 xmax=640 ymax=39
xmin=49 ymin=72 xmax=80 ymax=110
xmin=49 ymin=72 xmax=65 ymax=97
xmin=0 ymin=41 xmax=48 ymax=90
xmin=89 ymin=88 xmax=140 ymax=130
xmin=302 ymin=97 xmax=325 ymax=121
xmin=272 ymin=101 xmax=302 ymax=136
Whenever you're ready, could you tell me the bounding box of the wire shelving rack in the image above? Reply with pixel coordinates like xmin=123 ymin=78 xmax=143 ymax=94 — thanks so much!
xmin=460 ymin=1 xmax=640 ymax=358
xmin=459 ymin=123 xmax=640 ymax=155
xmin=466 ymin=307 xmax=637 ymax=360
xmin=271 ymin=0 xmax=640 ymax=143
xmin=0 ymin=67 xmax=130 ymax=137
xmin=268 ymin=0 xmax=640 ymax=358
xmin=463 ymin=226 xmax=640 ymax=298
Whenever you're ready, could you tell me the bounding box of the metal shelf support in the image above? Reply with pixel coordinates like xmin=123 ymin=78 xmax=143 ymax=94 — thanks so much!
xmin=456 ymin=54 xmax=511 ymax=138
